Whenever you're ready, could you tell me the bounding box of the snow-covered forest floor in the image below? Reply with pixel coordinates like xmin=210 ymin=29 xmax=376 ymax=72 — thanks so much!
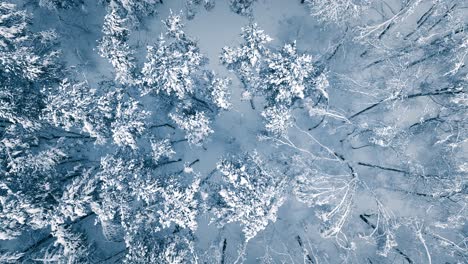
xmin=1 ymin=0 xmax=467 ymax=263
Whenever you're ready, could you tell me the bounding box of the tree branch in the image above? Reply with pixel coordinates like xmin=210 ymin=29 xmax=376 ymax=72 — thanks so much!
xmin=359 ymin=214 xmax=413 ymax=263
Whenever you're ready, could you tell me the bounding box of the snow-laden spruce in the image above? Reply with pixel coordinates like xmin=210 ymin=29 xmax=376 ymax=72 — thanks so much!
xmin=221 ymin=23 xmax=329 ymax=136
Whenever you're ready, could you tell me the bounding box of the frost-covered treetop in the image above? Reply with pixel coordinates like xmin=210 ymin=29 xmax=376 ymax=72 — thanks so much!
xmin=141 ymin=12 xmax=205 ymax=99
xmin=213 ymin=152 xmax=287 ymax=242
xmin=264 ymin=42 xmax=316 ymax=104
xmin=170 ymin=110 xmax=214 ymax=146
xmin=221 ymin=23 xmax=272 ymax=69
xmin=305 ymin=0 xmax=370 ymax=25
xmin=221 ymin=23 xmax=326 ymax=136
xmin=0 ymin=2 xmax=28 ymax=49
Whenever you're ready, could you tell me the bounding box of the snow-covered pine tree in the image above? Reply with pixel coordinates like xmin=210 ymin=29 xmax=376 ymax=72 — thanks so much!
xmin=222 ymin=24 xmax=326 ymax=136
xmin=1 ymin=2 xmax=62 ymax=130
xmin=0 ymin=2 xmax=69 ymax=243
xmin=212 ymin=152 xmax=287 ymax=242
xmin=141 ymin=12 xmax=230 ymax=146
xmin=185 ymin=0 xmax=215 ymax=20
xmin=91 ymin=151 xmax=202 ymax=263
xmin=39 ymin=0 xmax=83 ymax=10
xmin=229 ymin=0 xmax=257 ymax=16
xmin=42 ymin=79 xmax=149 ymax=148
xmin=170 ymin=110 xmax=214 ymax=146
xmin=97 ymin=4 xmax=136 ymax=84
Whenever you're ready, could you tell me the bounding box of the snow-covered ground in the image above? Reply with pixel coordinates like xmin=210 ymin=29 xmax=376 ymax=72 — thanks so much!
xmin=1 ymin=0 xmax=466 ymax=263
